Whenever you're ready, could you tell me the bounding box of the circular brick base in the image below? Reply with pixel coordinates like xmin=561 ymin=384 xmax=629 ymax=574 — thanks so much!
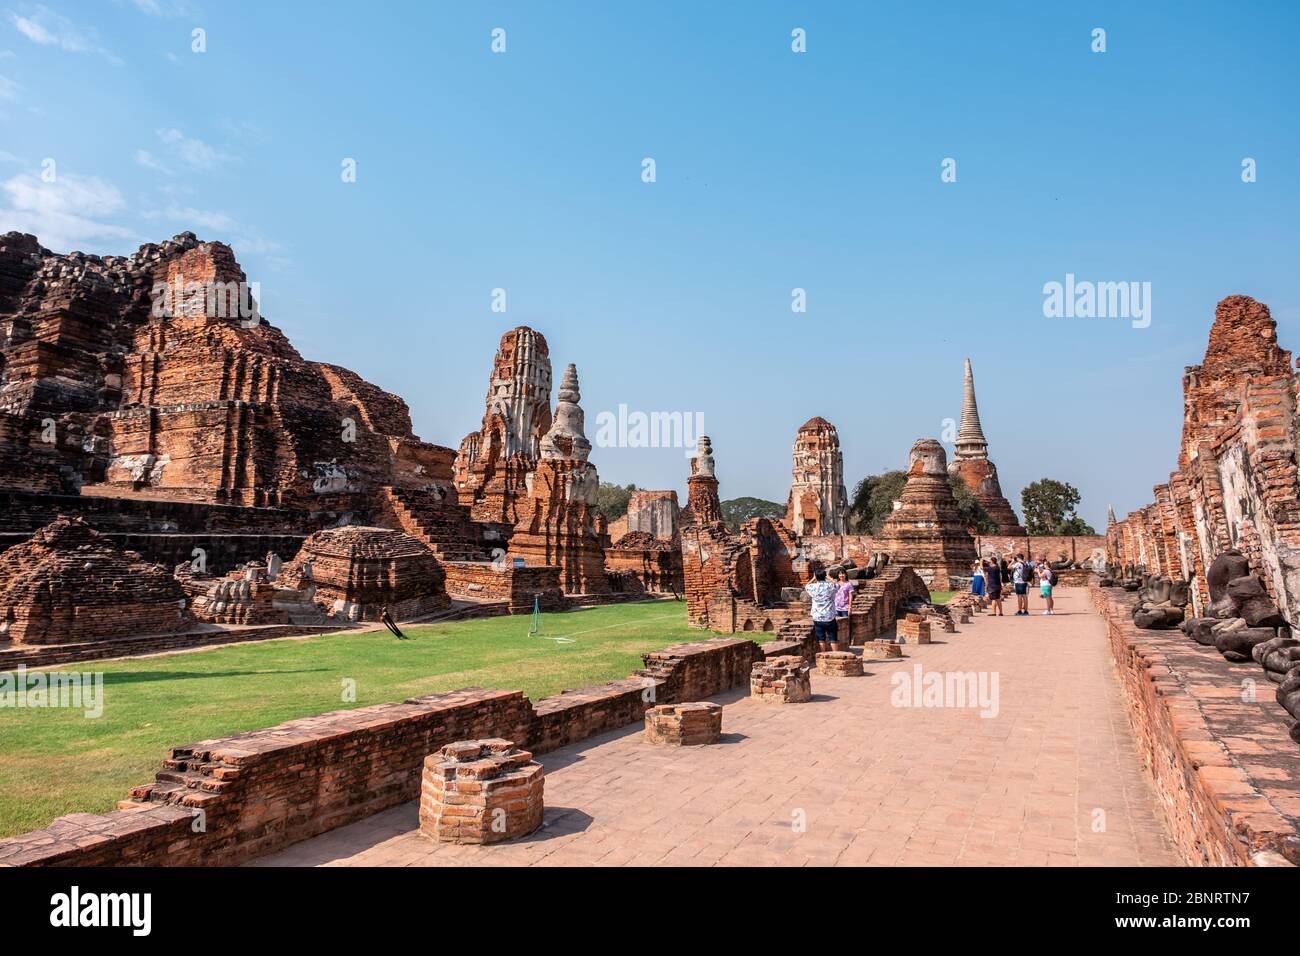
xmin=644 ymin=702 xmax=723 ymax=746
xmin=418 ymin=738 xmax=544 ymax=845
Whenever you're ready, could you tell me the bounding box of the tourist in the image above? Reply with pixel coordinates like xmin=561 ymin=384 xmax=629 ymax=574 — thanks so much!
xmin=998 ymin=554 xmax=1010 ymax=588
xmin=1038 ymin=562 xmax=1056 ymax=615
xmin=971 ymin=561 xmax=985 ymax=599
xmin=984 ymin=558 xmax=1004 ymax=615
xmin=806 ymin=568 xmax=839 ymax=653
xmin=834 ymin=570 xmax=856 ymax=644
xmin=1012 ymin=554 xmax=1033 ymax=616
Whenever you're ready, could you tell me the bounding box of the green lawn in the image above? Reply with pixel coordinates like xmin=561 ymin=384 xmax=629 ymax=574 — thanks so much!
xmin=0 ymin=600 xmax=709 ymax=839
xmin=929 ymin=591 xmax=955 ymax=604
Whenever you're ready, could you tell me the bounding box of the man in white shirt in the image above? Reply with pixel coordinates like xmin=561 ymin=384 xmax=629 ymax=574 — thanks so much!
xmin=805 ymin=568 xmax=840 ymax=652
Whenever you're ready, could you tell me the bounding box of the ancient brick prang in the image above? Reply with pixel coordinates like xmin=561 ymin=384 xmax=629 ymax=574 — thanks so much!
xmin=1109 ymin=296 xmax=1300 ymax=628
xmin=0 ymin=517 xmax=188 ymax=644
xmin=508 ymin=364 xmax=609 ymax=594
xmin=948 ymin=359 xmax=1025 ymax=535
xmin=418 ymin=738 xmax=545 ymax=845
xmin=680 ymin=435 xmax=722 ymax=527
xmin=875 ymin=438 xmax=978 ymax=587
xmin=0 ymin=232 xmax=455 ymax=510
xmin=285 ymin=525 xmax=450 ymax=622
xmin=784 ymin=417 xmax=849 ymax=536
xmin=454 ymin=326 xmax=553 ymax=524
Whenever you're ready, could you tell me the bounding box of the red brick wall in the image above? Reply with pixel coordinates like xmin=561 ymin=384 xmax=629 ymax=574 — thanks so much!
xmin=0 ymin=637 xmax=763 ymax=867
xmin=1093 ymin=587 xmax=1299 ymax=866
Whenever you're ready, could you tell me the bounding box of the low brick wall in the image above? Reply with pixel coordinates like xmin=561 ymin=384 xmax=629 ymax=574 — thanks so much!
xmin=0 ymin=623 xmax=343 ymax=670
xmin=1094 ymin=587 xmax=1300 ymax=866
xmin=442 ymin=561 xmax=566 ymax=613
xmin=0 ymin=637 xmax=761 ymax=867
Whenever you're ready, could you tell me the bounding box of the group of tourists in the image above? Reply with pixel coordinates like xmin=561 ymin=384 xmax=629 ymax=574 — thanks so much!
xmin=803 ymin=551 xmax=1057 ymax=651
xmin=970 ymin=553 xmax=1057 ymax=615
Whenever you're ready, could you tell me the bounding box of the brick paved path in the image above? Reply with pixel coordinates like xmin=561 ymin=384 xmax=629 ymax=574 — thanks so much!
xmin=254 ymin=587 xmax=1179 ymax=867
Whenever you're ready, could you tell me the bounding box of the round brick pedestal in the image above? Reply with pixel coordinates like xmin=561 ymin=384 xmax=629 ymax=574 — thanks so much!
xmin=644 ymin=702 xmax=723 ymax=746
xmin=815 ymin=651 xmax=863 ymax=676
xmin=750 ymin=655 xmax=812 ymax=703
xmin=418 ymin=738 xmax=544 ymax=845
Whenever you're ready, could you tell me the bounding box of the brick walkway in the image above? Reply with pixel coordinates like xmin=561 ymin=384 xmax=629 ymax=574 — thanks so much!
xmin=253 ymin=587 xmax=1179 ymax=867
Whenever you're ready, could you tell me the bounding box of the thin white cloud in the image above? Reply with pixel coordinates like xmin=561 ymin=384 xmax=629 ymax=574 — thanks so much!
xmin=125 ymin=0 xmax=199 ymax=18
xmin=134 ymin=148 xmax=169 ymax=173
xmin=146 ymin=202 xmax=235 ymax=232
xmin=0 ymin=73 xmax=18 ymax=99
xmin=9 ymin=6 xmax=122 ymax=65
xmin=155 ymin=127 xmax=231 ymax=170
xmin=0 ymin=149 xmax=23 ymax=163
xmin=0 ymin=172 xmax=134 ymax=251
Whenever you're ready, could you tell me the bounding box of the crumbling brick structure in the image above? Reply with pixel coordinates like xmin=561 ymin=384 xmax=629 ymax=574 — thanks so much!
xmin=815 ymin=650 xmax=863 ymax=676
xmin=783 ymin=417 xmax=849 ymax=535
xmin=643 ymin=702 xmax=723 ymax=746
xmin=875 ymin=438 xmax=979 ymax=587
xmin=0 ymin=517 xmax=189 ymax=644
xmin=604 ymin=531 xmax=684 ymax=593
xmin=1109 ymin=296 xmax=1300 ymax=625
xmin=0 ymin=232 xmax=455 ymax=511
xmin=507 ymin=364 xmax=609 ymax=594
xmin=750 ymin=655 xmax=812 ymax=703
xmin=948 ymin=358 xmax=1025 ymax=535
xmin=620 ymin=489 xmax=680 ymax=539
xmin=453 ymin=326 xmax=553 ymax=524
xmin=285 ymin=525 xmax=450 ymax=622
xmin=418 ymin=738 xmax=545 ymax=845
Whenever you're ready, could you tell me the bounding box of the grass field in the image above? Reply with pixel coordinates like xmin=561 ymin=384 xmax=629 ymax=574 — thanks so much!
xmin=929 ymin=591 xmax=955 ymax=604
xmin=0 ymin=600 xmax=706 ymax=839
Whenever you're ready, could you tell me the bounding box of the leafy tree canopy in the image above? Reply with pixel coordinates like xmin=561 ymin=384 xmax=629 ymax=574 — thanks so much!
xmin=1021 ymin=478 xmax=1096 ymax=535
xmin=596 ymin=482 xmax=637 ymax=521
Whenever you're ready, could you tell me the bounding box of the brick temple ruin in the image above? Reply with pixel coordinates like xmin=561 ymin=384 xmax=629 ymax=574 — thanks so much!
xmin=4 ymin=234 xmax=1300 ymax=868
xmin=949 ymin=358 xmax=1025 ymax=535
xmin=875 ymin=438 xmax=979 ymax=586
xmin=783 ymin=417 xmax=849 ymax=536
xmin=1108 ymin=296 xmax=1300 ymax=622
xmin=0 ymin=233 xmax=673 ymax=662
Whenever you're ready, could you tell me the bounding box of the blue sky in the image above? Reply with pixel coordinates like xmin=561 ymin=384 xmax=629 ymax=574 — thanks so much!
xmin=2 ymin=1 xmax=1299 ymax=530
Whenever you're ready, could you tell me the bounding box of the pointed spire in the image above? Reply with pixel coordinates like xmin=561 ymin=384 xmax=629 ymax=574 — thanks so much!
xmin=540 ymin=363 xmax=591 ymax=461
xmin=1107 ymin=504 xmax=1118 ymax=526
xmin=953 ymin=357 xmax=989 ymax=460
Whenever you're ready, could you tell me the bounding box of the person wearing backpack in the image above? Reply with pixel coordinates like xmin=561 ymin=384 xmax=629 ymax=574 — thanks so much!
xmin=1038 ymin=563 xmax=1056 ymax=615
xmin=1012 ymin=554 xmax=1033 ymax=615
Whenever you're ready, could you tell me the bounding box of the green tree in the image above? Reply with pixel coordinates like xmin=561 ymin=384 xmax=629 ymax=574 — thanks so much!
xmin=1021 ymin=479 xmax=1096 ymax=535
xmin=596 ymin=482 xmax=636 ymax=521
xmin=847 ymin=471 xmax=906 ymax=534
